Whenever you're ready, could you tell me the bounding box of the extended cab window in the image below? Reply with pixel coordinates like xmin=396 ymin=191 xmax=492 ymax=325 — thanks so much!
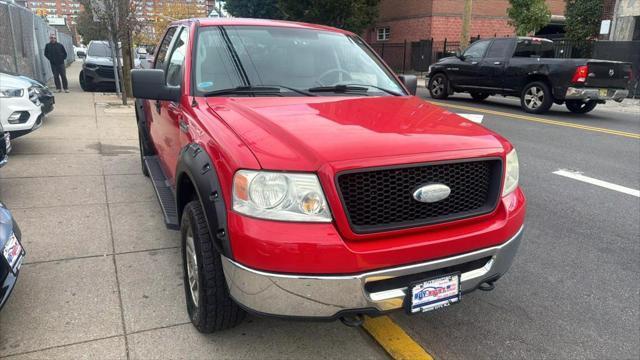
xmin=166 ymin=28 xmax=189 ymax=87
xmin=155 ymin=27 xmax=177 ymax=70
xmin=485 ymin=39 xmax=512 ymax=58
xmin=513 ymin=39 xmax=555 ymax=58
xmin=194 ymin=26 xmax=404 ymax=96
xmin=462 ymin=40 xmax=491 ymax=60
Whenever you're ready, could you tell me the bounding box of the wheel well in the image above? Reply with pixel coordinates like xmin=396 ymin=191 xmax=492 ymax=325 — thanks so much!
xmin=177 ymin=174 xmax=198 ymax=222
xmin=524 ymin=74 xmax=551 ymax=89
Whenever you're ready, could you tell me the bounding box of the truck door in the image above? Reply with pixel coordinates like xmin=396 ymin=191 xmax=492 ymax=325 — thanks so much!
xmin=148 ymin=27 xmax=177 ymax=178
xmin=149 ymin=26 xmax=190 ymax=183
xmin=455 ymin=39 xmax=492 ymax=88
xmin=478 ymin=39 xmax=513 ymax=91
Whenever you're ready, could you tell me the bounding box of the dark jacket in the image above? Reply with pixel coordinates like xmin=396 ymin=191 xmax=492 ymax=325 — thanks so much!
xmin=44 ymin=42 xmax=67 ymax=66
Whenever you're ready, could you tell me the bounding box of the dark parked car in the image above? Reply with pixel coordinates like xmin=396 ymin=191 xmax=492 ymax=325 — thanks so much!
xmin=428 ymin=37 xmax=633 ymax=114
xmin=80 ymin=41 xmax=118 ymax=91
xmin=18 ymin=75 xmax=55 ymax=114
xmin=0 ymin=201 xmax=24 ymax=311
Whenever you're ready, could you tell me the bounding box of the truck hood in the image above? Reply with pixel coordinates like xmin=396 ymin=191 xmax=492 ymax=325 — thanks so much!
xmin=206 ymin=96 xmax=506 ymax=171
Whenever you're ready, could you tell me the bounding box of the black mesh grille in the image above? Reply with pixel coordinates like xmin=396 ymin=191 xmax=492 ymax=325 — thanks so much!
xmin=96 ymin=65 xmax=115 ymax=78
xmin=337 ymin=160 xmax=502 ymax=233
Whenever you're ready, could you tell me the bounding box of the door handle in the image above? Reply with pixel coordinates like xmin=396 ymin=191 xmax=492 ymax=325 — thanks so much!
xmin=179 ymin=119 xmax=189 ymax=133
xmin=493 ymin=61 xmax=502 ymax=65
xmin=154 ymin=100 xmax=161 ymax=114
xmin=471 ymin=61 xmax=478 ymax=65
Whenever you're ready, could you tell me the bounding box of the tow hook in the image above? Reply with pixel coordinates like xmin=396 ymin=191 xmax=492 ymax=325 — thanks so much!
xmin=340 ymin=314 xmax=364 ymax=327
xmin=479 ymin=280 xmax=496 ymax=292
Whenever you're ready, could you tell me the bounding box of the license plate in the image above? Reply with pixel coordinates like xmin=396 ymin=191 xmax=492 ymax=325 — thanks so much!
xmin=2 ymin=232 xmax=24 ymax=275
xmin=599 ymin=88 xmax=608 ymax=97
xmin=4 ymin=132 xmax=10 ymax=153
xmin=405 ymin=273 xmax=461 ymax=314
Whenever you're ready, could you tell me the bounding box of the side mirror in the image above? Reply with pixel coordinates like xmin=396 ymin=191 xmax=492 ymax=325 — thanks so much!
xmin=131 ymin=69 xmax=180 ymax=102
xmin=398 ymin=74 xmax=417 ymax=95
xmin=455 ymin=49 xmax=464 ymax=60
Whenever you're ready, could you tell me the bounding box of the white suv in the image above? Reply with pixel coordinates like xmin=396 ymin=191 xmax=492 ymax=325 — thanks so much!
xmin=0 ymin=73 xmax=44 ymax=138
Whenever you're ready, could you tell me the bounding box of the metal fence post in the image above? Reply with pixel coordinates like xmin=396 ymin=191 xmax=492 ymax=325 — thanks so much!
xmin=381 ymin=41 xmax=385 ymax=58
xmin=444 ymin=38 xmax=447 ymax=55
xmin=402 ymin=40 xmax=407 ymax=74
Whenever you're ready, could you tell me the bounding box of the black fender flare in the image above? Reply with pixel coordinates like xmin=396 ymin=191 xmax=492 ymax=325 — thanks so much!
xmin=175 ymin=143 xmax=233 ymax=258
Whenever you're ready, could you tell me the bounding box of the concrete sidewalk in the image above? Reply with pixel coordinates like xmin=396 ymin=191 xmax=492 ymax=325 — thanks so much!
xmin=0 ymin=62 xmax=385 ymax=359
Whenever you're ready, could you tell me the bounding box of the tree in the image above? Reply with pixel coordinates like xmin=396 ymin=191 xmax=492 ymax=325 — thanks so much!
xmin=278 ymin=0 xmax=380 ymax=34
xmin=460 ymin=0 xmax=472 ymax=48
xmin=76 ymin=0 xmax=109 ymax=43
xmin=152 ymin=3 xmax=207 ymax=44
xmin=565 ymin=0 xmax=603 ymax=42
xmin=224 ymin=0 xmax=283 ymax=19
xmin=507 ymin=0 xmax=551 ymax=36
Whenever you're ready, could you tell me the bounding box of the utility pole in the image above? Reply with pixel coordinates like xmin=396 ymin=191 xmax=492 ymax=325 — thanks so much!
xmin=460 ymin=0 xmax=473 ymax=49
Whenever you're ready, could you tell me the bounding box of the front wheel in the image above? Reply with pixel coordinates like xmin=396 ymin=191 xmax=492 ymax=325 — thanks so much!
xmin=79 ymin=71 xmax=94 ymax=92
xmin=520 ymin=81 xmax=553 ymax=114
xmin=181 ymin=201 xmax=246 ymax=333
xmin=428 ymin=73 xmax=449 ymax=99
xmin=565 ymin=100 xmax=597 ymax=114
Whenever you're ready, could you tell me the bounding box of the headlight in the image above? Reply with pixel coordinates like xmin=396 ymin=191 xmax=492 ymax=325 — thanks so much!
xmin=84 ymin=63 xmax=98 ymax=70
xmin=233 ymin=170 xmax=332 ymax=222
xmin=502 ymin=149 xmax=519 ymax=196
xmin=0 ymin=88 xmax=24 ymax=98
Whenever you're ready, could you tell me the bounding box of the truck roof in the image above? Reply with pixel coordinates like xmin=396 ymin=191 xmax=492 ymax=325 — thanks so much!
xmin=172 ymin=17 xmax=355 ymax=36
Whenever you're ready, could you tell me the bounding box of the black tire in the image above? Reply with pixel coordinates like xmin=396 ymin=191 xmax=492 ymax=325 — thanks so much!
xmin=470 ymin=92 xmax=490 ymax=101
xmin=181 ymin=200 xmax=246 ymax=333
xmin=428 ymin=73 xmax=449 ymax=99
xmin=565 ymin=100 xmax=597 ymax=114
xmin=520 ymin=81 xmax=553 ymax=114
xmin=79 ymin=71 xmax=94 ymax=92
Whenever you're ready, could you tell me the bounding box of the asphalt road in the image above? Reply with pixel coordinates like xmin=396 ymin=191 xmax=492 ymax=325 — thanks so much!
xmin=393 ymin=90 xmax=640 ymax=359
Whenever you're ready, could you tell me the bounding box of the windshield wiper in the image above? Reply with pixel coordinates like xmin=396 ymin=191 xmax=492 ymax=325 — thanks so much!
xmin=307 ymin=85 xmax=370 ymax=94
xmin=340 ymin=84 xmax=403 ymax=96
xmin=203 ymin=86 xmax=284 ymax=97
xmin=203 ymin=85 xmax=315 ymax=97
xmin=307 ymin=84 xmax=402 ymax=96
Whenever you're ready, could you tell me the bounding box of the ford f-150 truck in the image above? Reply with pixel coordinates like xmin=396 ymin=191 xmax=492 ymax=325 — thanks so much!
xmin=428 ymin=37 xmax=633 ymax=114
xmin=131 ymin=18 xmax=526 ymax=333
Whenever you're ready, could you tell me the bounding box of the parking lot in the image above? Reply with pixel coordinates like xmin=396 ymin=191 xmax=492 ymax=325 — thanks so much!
xmin=0 ymin=62 xmax=638 ymax=359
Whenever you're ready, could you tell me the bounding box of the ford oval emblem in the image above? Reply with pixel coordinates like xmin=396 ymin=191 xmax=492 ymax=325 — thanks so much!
xmin=413 ymin=184 xmax=451 ymax=203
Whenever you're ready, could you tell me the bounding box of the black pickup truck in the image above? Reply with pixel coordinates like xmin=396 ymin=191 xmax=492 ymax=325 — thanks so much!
xmin=427 ymin=37 xmax=633 ymax=114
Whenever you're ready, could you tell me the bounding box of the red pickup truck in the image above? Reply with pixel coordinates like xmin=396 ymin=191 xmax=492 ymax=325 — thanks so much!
xmin=132 ymin=18 xmax=526 ymax=333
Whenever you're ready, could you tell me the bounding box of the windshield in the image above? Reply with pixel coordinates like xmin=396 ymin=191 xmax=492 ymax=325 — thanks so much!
xmin=88 ymin=42 xmax=122 ymax=58
xmin=194 ymin=26 xmax=405 ymax=96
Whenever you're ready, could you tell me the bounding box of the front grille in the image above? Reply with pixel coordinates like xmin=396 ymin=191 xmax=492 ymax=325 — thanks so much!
xmin=96 ymin=65 xmax=115 ymax=78
xmin=337 ymin=159 xmax=502 ymax=233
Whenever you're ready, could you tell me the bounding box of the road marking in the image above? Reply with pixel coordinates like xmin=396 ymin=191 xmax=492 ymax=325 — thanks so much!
xmin=457 ymin=113 xmax=484 ymax=123
xmin=428 ymin=101 xmax=640 ymax=140
xmin=362 ymin=316 xmax=434 ymax=360
xmin=553 ymin=169 xmax=640 ymax=197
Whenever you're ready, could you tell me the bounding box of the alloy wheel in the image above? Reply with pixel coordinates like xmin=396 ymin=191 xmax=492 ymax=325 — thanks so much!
xmin=524 ymin=86 xmax=544 ymax=109
xmin=431 ymin=77 xmax=444 ymax=96
xmin=185 ymin=227 xmax=199 ymax=308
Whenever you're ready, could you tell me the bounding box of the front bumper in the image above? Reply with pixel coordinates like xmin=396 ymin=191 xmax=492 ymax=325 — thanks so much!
xmin=565 ymin=87 xmax=629 ymax=102
xmin=222 ymin=226 xmax=523 ymax=318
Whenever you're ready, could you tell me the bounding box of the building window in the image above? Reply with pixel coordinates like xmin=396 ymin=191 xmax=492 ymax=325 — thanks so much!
xmin=377 ymin=27 xmax=390 ymax=41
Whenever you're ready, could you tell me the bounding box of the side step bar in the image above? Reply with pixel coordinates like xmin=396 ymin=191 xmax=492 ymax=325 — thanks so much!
xmin=144 ymin=155 xmax=179 ymax=230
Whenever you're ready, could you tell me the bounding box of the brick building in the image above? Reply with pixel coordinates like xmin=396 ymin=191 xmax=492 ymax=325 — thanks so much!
xmin=365 ymin=0 xmax=566 ymax=44
xmin=23 ymin=0 xmax=81 ymax=26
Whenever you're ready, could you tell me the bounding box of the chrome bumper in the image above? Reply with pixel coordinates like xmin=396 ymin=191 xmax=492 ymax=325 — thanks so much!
xmin=565 ymin=87 xmax=629 ymax=102
xmin=222 ymin=226 xmax=524 ymax=318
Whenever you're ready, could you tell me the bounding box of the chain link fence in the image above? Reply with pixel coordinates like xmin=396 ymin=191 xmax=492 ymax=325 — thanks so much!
xmin=0 ymin=1 xmax=75 ymax=83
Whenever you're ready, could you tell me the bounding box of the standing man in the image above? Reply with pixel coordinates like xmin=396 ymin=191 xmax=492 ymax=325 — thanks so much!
xmin=44 ymin=34 xmax=69 ymax=93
